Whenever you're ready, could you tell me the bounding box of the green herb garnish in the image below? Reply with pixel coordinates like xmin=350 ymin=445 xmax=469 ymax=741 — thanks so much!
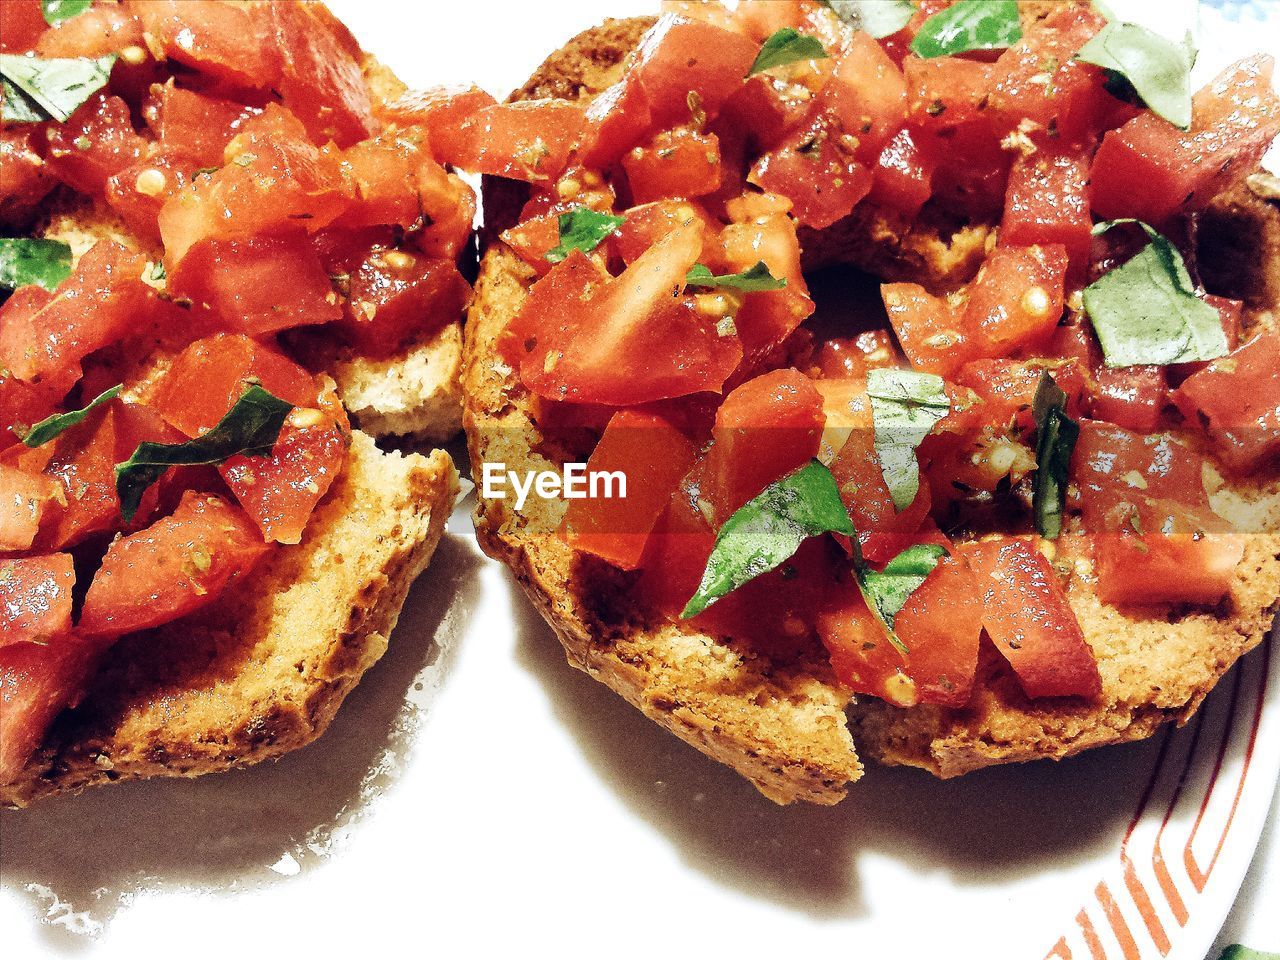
xmin=544 ymin=208 xmax=625 ymax=264
xmin=1215 ymin=947 xmax=1280 ymax=960
xmin=910 ymin=0 xmax=1022 ymax=58
xmin=114 ymin=385 xmax=293 ymax=522
xmin=20 ymin=384 xmax=121 ymax=448
xmin=0 ymin=53 xmax=115 ymax=124
xmin=1083 ymin=220 xmax=1227 ymax=367
xmin=824 ymin=0 xmax=916 ymax=39
xmin=0 ymin=237 xmax=72 ymax=292
xmin=857 ymin=542 xmax=947 ymax=654
xmin=867 ymin=368 xmax=950 ymax=512
xmin=1031 ymin=372 xmax=1079 ymax=540
xmin=749 ymin=28 xmax=830 ymax=76
xmin=681 ymin=459 xmax=853 ymax=619
xmin=1077 ymin=21 xmax=1195 ymax=129
xmin=42 ymin=0 xmax=93 ymax=27
xmin=685 ymin=261 xmax=788 ymax=292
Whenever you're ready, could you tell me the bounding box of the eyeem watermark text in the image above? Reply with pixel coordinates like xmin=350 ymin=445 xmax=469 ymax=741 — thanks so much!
xmin=481 ymin=463 xmax=627 ymax=510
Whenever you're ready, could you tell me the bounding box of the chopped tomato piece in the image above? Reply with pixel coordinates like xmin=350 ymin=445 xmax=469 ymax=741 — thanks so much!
xmin=749 ymin=111 xmax=874 ymax=229
xmin=634 ymin=474 xmax=715 ymax=621
xmin=882 ymin=282 xmax=977 ymax=377
xmin=562 ymin=408 xmax=698 ymax=570
xmin=1002 ymin=149 xmax=1092 ymax=282
xmin=0 ymin=465 xmax=57 ymax=551
xmin=0 ymin=634 xmax=96 ymax=784
xmin=44 ymin=93 xmax=146 ymax=195
xmin=0 ymin=554 xmax=74 ymax=647
xmin=957 ymin=358 xmax=1086 ymax=431
xmin=820 ymin=31 xmax=908 ymax=166
xmin=129 ymin=0 xmax=279 ymax=91
xmin=433 ymin=100 xmax=585 ymax=184
xmin=622 ymin=128 xmax=722 ymax=204
xmin=378 ymin=84 xmax=497 ymax=139
xmin=335 ymin=132 xmax=430 ymax=231
xmin=78 ymin=492 xmax=270 ymax=637
xmin=894 ymin=553 xmax=985 ymax=707
xmin=1094 ymin=529 xmax=1244 ymax=607
xmin=1091 ymin=56 xmax=1280 ymax=226
xmin=35 ymin=3 xmax=143 ymax=57
xmin=339 ymin=251 xmax=471 ymax=354
xmin=959 ymin=538 xmax=1101 ymax=700
xmin=1174 ymin=331 xmax=1280 ymax=473
xmin=0 ymin=127 xmax=56 ymax=224
xmin=632 ymin=14 xmax=759 ymax=127
xmin=817 ymin=585 xmax=908 ymax=703
xmin=815 ymin=331 xmax=900 ymax=379
xmin=104 ymin=150 xmax=201 ymax=242
xmin=0 ymin=0 xmax=45 ymax=53
xmin=580 ymin=77 xmax=654 ymax=169
xmin=1090 ymin=365 xmax=1168 ymax=433
xmin=965 ymin=245 xmax=1067 ymax=354
xmin=717 ymin=73 xmax=811 ymax=154
xmin=142 ymin=82 xmax=257 ymax=168
xmin=870 ymin=128 xmax=932 ymax=219
xmin=413 ymin=161 xmax=476 ymax=261
xmin=610 ymin=200 xmax=714 ymax=266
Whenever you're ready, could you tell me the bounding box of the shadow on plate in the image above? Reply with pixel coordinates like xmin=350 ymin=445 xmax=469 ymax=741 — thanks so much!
xmin=0 ymin=533 xmax=483 ymax=953
xmin=510 ymin=570 xmax=1207 ymax=921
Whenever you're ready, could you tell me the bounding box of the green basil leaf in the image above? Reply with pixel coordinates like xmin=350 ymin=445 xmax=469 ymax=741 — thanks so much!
xmin=42 ymin=0 xmax=93 ymax=27
xmin=681 ymin=459 xmax=853 ymax=619
xmin=1083 ymin=220 xmax=1227 ymax=367
xmin=1031 ymin=372 xmax=1079 ymax=541
xmin=544 ymin=208 xmax=625 ymax=264
xmin=19 ymin=384 xmax=121 ymax=448
xmin=857 ymin=542 xmax=947 ymax=653
xmin=824 ymin=0 xmax=916 ymax=39
xmin=1216 ymin=947 xmax=1280 ymax=960
xmin=0 ymin=237 xmax=72 ymax=292
xmin=115 ymin=385 xmax=293 ymax=522
xmin=867 ymin=368 xmax=950 ymax=512
xmin=685 ymin=261 xmax=788 ymax=292
xmin=749 ymin=28 xmax=830 ymax=76
xmin=910 ymin=0 xmax=1022 ymax=58
xmin=0 ymin=52 xmax=115 ymax=124
xmin=1076 ymin=21 xmax=1195 ymax=129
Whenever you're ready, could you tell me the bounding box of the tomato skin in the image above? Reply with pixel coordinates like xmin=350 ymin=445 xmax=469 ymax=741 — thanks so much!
xmin=434 ymin=100 xmax=585 ymax=184
xmin=959 ymin=538 xmax=1101 ymax=700
xmin=171 ymin=234 xmax=343 ymax=336
xmin=894 ymin=553 xmax=984 ymax=707
xmin=339 ymin=251 xmax=471 ymax=355
xmin=632 ymin=14 xmax=760 ymax=128
xmin=1001 ymin=149 xmax=1092 ymax=282
xmin=78 ymin=492 xmax=269 ymax=637
xmin=965 ymin=245 xmax=1068 ymax=355
xmin=1089 ymin=365 xmax=1168 ymax=433
xmin=1091 ymin=55 xmax=1280 ymax=227
xmin=749 ymin=111 xmax=874 ymax=229
xmin=129 ymin=0 xmax=280 ymax=91
xmin=1095 ymin=533 xmax=1244 ymax=607
xmin=870 ymin=128 xmax=932 ymax=218
xmin=0 ymin=464 xmax=57 ymax=551
xmin=882 ymin=282 xmax=976 ymax=378
xmin=562 ymin=408 xmax=699 ymax=570
xmin=0 ymin=554 xmax=74 ymax=647
xmin=1173 ymin=331 xmax=1280 ymax=473
xmin=44 ymin=93 xmax=146 ymax=196
xmin=0 ymin=633 xmax=97 ymax=784
xmin=35 ymin=3 xmax=144 ymax=57
xmin=622 ymin=128 xmax=722 ymax=205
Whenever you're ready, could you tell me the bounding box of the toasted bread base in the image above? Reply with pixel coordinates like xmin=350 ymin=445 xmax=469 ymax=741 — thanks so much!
xmin=3 ymin=432 xmax=458 ymax=807
xmin=462 ymin=15 xmax=1280 ymax=803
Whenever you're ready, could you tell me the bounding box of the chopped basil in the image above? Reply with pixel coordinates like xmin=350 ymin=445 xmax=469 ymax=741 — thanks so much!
xmin=749 ymin=28 xmax=830 ymax=76
xmin=42 ymin=0 xmax=93 ymax=27
xmin=685 ymin=261 xmax=788 ymax=292
xmin=867 ymin=368 xmax=950 ymax=512
xmin=1076 ymin=21 xmax=1195 ymax=130
xmin=0 ymin=237 xmax=72 ymax=292
xmin=19 ymin=384 xmax=121 ymax=448
xmin=115 ymin=385 xmax=293 ymax=522
xmin=857 ymin=542 xmax=947 ymax=654
xmin=910 ymin=0 xmax=1021 ymax=58
xmin=825 ymin=0 xmax=916 ymax=39
xmin=1031 ymin=372 xmax=1079 ymax=541
xmin=0 ymin=53 xmax=115 ymax=124
xmin=1216 ymin=947 xmax=1275 ymax=960
xmin=544 ymin=208 xmax=625 ymax=264
xmin=681 ymin=459 xmax=853 ymax=619
xmin=1083 ymin=220 xmax=1227 ymax=367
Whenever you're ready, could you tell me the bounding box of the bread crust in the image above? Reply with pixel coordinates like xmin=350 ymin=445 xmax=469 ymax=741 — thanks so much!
xmin=462 ymin=16 xmax=1280 ymax=802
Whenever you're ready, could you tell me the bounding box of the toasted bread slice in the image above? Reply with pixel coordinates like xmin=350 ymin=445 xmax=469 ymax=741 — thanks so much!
xmin=462 ymin=16 xmax=1280 ymax=803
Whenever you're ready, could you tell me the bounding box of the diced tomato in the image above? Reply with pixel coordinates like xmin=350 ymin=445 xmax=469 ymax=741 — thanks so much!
xmin=562 ymin=408 xmax=698 ymax=569
xmin=0 ymin=465 xmax=57 ymax=551
xmin=882 ymin=282 xmax=977 ymax=377
xmin=152 ymin=333 xmax=318 ymax=438
xmin=1090 ymin=365 xmax=1168 ymax=433
xmin=78 ymin=492 xmax=269 ymax=636
xmin=894 ymin=553 xmax=985 ymax=707
xmin=732 ymin=0 xmax=804 ymax=39
xmin=966 ymin=245 xmax=1068 ymax=355
xmin=634 ymin=473 xmax=716 ymax=621
xmin=717 ymin=73 xmax=811 ymax=153
xmin=870 ymin=128 xmax=932 ymax=218
xmin=432 ymin=100 xmax=585 ymax=183
xmin=43 ymin=93 xmax=146 ymax=196
xmin=171 ymin=234 xmax=342 ymax=336
xmin=158 ymin=105 xmax=351 ymax=266
xmin=0 ymin=372 xmax=61 ymax=448
xmin=339 ymin=251 xmax=471 ymax=354
xmin=959 ymin=538 xmax=1101 ymax=700
xmin=815 ymin=331 xmax=900 ymax=380
xmin=129 ymin=0 xmax=280 ymax=91
xmin=0 ymin=241 xmax=153 ymax=397
xmin=622 ymin=128 xmax=722 ymax=204
xmin=378 ymin=84 xmax=498 ymax=140
xmin=579 ymin=76 xmax=654 ymax=169
xmin=609 ymin=200 xmax=713 ymax=266
xmin=1002 ymin=149 xmax=1092 ymax=282
xmin=1091 ymin=56 xmax=1280 ymax=227
xmin=819 ymin=31 xmax=908 ymax=166
xmin=0 ymin=0 xmax=45 ymax=53
xmin=0 ymin=127 xmax=56 ymax=225
xmin=500 ymin=211 xmax=565 ymax=274
xmin=506 ymin=224 xmax=741 ymax=406
xmin=749 ymin=111 xmax=874 ymax=228
xmin=142 ymin=82 xmax=257 ymax=168
xmin=263 ymin=0 xmax=374 ymax=147
xmin=957 ymin=357 xmax=1086 ymax=431
xmin=817 ymin=584 xmax=908 ymax=703
xmin=1095 ymin=529 xmax=1244 ymax=607
xmin=334 ymin=132 xmax=430 ymax=231
xmin=104 ymin=150 xmax=201 ymax=242
xmin=413 ymin=161 xmax=476 ymax=261
xmin=0 ymin=633 xmax=96 ymax=784
xmin=1174 ymin=331 xmax=1280 ymax=473
xmin=0 ymin=554 xmax=74 ymax=647
xmin=631 ymin=14 xmax=759 ymax=128
xmin=35 ymin=3 xmax=143 ymax=57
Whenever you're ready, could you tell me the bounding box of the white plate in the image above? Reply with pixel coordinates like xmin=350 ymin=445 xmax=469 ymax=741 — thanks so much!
xmin=2 ymin=3 xmax=1277 ymax=958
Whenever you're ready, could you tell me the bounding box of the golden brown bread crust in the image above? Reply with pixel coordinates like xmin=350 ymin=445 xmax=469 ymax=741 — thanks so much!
xmin=3 ymin=433 xmax=459 ymax=807
xmin=462 ymin=15 xmax=1280 ymax=802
